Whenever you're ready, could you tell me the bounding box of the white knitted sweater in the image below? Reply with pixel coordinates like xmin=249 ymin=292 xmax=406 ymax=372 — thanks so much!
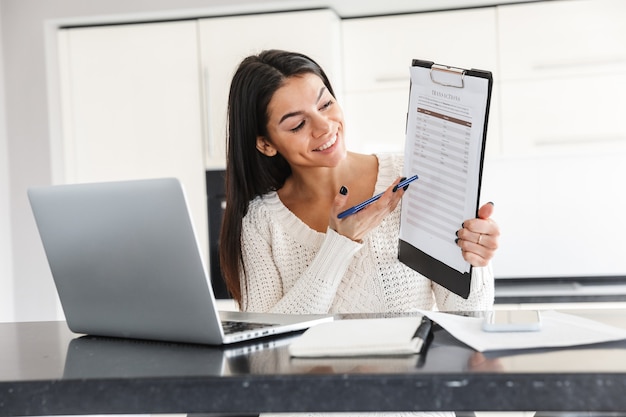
xmin=240 ymin=153 xmax=494 ymax=314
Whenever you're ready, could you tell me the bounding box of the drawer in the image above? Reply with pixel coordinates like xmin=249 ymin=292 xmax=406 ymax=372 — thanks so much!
xmin=342 ymin=86 xmax=502 ymax=158
xmin=497 ymin=0 xmax=626 ymax=81
xmin=499 ymin=74 xmax=626 ymax=155
xmin=342 ymin=8 xmax=498 ymax=93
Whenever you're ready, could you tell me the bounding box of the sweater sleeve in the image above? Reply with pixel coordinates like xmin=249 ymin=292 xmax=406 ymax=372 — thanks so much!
xmin=240 ymin=202 xmax=362 ymax=314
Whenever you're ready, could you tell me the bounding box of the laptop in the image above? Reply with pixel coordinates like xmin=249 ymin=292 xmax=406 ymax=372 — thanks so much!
xmin=28 ymin=177 xmax=332 ymax=345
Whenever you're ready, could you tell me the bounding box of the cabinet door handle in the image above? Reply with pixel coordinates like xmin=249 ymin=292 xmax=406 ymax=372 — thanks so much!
xmin=202 ymin=66 xmax=214 ymax=161
xmin=374 ymin=75 xmax=408 ymax=83
xmin=535 ymin=134 xmax=626 ymax=146
xmin=532 ymin=56 xmax=626 ymax=71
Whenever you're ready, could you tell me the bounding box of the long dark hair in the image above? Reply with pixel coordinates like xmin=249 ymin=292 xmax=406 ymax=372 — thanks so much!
xmin=219 ymin=50 xmax=335 ymax=305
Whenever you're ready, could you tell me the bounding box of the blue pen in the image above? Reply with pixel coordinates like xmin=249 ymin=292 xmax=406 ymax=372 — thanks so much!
xmin=337 ymin=174 xmax=418 ymax=219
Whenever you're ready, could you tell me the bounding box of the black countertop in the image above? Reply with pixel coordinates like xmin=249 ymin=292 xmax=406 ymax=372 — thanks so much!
xmin=2 ymin=309 xmax=626 ymax=415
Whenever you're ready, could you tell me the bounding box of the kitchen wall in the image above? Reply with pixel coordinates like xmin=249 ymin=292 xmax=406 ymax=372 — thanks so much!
xmin=0 ymin=6 xmax=14 ymax=322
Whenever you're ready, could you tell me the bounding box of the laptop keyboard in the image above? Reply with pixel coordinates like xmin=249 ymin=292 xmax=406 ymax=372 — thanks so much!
xmin=221 ymin=320 xmax=278 ymax=335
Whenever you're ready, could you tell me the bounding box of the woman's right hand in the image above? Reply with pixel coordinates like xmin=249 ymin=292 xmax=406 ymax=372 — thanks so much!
xmin=329 ymin=177 xmax=407 ymax=242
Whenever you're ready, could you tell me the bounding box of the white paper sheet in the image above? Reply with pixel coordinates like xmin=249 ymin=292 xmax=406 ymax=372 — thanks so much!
xmin=420 ymin=309 xmax=626 ymax=352
xmin=400 ymin=65 xmax=490 ymax=273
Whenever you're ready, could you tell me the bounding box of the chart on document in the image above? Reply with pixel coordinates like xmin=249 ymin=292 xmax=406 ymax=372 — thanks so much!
xmin=400 ymin=63 xmax=490 ymax=275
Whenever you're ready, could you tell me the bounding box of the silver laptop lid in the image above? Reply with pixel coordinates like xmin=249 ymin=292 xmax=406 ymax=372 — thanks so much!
xmin=28 ymin=178 xmax=226 ymax=344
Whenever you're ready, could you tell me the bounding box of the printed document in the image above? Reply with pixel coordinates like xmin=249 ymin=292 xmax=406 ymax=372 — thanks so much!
xmin=400 ymin=65 xmax=491 ymax=274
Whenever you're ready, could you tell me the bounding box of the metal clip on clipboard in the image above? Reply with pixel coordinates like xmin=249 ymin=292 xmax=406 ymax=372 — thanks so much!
xmin=429 ymin=64 xmax=465 ymax=88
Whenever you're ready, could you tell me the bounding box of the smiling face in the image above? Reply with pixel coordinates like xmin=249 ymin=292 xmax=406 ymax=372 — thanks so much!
xmin=256 ymin=72 xmax=347 ymax=170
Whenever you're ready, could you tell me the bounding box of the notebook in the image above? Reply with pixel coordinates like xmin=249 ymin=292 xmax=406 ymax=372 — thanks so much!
xmin=288 ymin=316 xmax=430 ymax=357
xmin=28 ymin=177 xmax=332 ymax=345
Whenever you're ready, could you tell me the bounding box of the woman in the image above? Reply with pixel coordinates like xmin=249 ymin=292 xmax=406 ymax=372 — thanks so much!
xmin=219 ymin=49 xmax=499 ymax=316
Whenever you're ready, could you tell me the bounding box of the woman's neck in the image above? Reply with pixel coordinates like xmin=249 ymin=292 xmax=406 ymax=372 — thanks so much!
xmin=277 ymin=153 xmax=379 ymax=232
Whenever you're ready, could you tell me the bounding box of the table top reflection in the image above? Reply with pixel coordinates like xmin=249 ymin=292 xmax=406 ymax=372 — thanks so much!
xmin=2 ymin=309 xmax=626 ymax=415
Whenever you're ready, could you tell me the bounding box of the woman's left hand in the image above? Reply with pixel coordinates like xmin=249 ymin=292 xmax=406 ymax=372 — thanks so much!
xmin=456 ymin=202 xmax=500 ymax=267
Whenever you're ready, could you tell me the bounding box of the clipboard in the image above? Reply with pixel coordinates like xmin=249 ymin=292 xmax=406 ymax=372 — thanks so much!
xmin=398 ymin=60 xmax=493 ymax=299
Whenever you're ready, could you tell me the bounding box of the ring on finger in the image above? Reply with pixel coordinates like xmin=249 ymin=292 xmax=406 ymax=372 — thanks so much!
xmin=477 ymin=234 xmax=483 ymax=245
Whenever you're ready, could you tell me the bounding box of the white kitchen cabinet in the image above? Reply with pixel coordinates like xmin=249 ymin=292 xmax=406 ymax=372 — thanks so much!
xmin=499 ymin=74 xmax=626 ymax=155
xmin=342 ymin=8 xmax=498 ymax=92
xmin=488 ymin=0 xmax=626 ymax=281
xmin=341 ymin=1 xmax=626 ymax=283
xmin=56 ymin=10 xmax=342 ymax=262
xmin=497 ymin=0 xmax=626 ymax=155
xmin=341 ymin=8 xmax=500 ymax=155
xmin=197 ymin=9 xmax=342 ymax=169
xmin=480 ymin=152 xmax=626 ymax=279
xmin=57 ymin=20 xmax=208 ymax=255
xmin=498 ymin=0 xmax=626 ymax=81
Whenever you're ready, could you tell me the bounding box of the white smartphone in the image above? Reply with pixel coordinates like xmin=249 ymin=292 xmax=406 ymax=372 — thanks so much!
xmin=482 ymin=310 xmax=542 ymax=332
